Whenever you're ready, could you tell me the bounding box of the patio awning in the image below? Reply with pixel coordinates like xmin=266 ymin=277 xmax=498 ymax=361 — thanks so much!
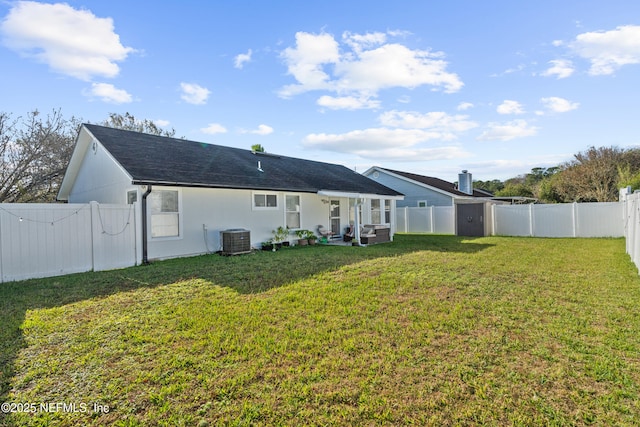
xmin=317 ymin=190 xmax=404 ymax=200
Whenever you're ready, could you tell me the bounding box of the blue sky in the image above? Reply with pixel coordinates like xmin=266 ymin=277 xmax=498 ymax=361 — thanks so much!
xmin=1 ymin=0 xmax=640 ymax=182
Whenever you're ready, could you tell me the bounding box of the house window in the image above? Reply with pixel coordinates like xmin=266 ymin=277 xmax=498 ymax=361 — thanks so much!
xmin=149 ymin=190 xmax=180 ymax=238
xmin=285 ymin=195 xmax=301 ymax=228
xmin=417 ymin=201 xmax=427 ymax=208
xmin=371 ymin=199 xmax=381 ymax=224
xmin=384 ymin=200 xmax=391 ymax=223
xmin=253 ymin=193 xmax=278 ymax=209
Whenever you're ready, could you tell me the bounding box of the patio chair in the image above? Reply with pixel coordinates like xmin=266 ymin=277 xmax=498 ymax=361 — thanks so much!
xmin=317 ymin=225 xmax=335 ymax=240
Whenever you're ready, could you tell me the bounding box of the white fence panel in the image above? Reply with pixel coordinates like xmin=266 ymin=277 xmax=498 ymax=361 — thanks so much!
xmin=407 ymin=207 xmax=431 ymax=233
xmin=401 ymin=203 xmax=624 ymax=238
xmin=91 ymin=203 xmax=137 ymax=271
xmin=0 ymin=204 xmax=93 ymax=282
xmin=397 ymin=206 xmax=454 ymax=234
xmin=493 ymin=205 xmax=531 ymax=236
xmin=533 ymin=204 xmax=575 ymax=237
xmin=622 ymin=191 xmax=640 ymax=273
xmin=433 ymin=206 xmax=455 ymax=234
xmin=576 ymin=202 xmax=623 ymax=237
xmin=493 ymin=203 xmax=624 ymax=238
xmin=0 ymin=202 xmax=136 ymax=283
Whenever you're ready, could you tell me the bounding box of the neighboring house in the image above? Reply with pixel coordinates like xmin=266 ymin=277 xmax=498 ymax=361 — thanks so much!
xmin=58 ymin=124 xmax=403 ymax=262
xmin=363 ymin=167 xmax=493 ymax=208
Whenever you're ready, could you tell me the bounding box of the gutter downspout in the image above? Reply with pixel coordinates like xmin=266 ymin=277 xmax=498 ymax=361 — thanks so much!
xmin=141 ymin=184 xmax=152 ymax=265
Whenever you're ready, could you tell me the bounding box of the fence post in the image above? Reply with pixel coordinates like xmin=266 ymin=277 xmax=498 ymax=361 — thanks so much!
xmin=491 ymin=203 xmax=496 ymax=236
xmin=529 ymin=204 xmax=534 ymax=237
xmin=572 ymin=202 xmax=577 ymax=237
xmin=429 ymin=206 xmax=434 ymax=233
xmin=404 ymin=207 xmax=408 ymax=233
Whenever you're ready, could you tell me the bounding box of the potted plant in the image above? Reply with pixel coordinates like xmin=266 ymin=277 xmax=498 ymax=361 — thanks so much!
xmin=295 ymin=229 xmax=309 ymax=246
xmin=272 ymin=226 xmax=290 ymax=248
xmin=261 ymin=240 xmax=275 ymax=251
xmin=305 ymin=230 xmax=317 ymax=245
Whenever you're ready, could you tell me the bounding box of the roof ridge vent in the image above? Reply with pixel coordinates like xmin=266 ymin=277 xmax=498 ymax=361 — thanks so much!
xmin=252 ymin=151 xmax=281 ymax=159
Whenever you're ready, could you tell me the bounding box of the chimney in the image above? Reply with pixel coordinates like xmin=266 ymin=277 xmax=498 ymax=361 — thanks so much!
xmin=458 ymin=170 xmax=473 ymax=195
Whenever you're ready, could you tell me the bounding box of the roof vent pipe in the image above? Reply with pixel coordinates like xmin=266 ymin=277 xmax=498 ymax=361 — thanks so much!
xmin=458 ymin=170 xmax=473 ymax=195
xmin=257 ymin=161 xmax=264 ymax=172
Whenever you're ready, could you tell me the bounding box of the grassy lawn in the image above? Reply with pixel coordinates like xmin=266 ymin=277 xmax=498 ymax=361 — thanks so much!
xmin=1 ymin=234 xmax=640 ymax=426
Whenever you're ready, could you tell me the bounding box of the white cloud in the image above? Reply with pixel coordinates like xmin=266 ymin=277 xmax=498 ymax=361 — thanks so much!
xmin=541 ymin=59 xmax=575 ymax=79
xmin=378 ymin=110 xmax=477 ymax=136
xmin=569 ymin=25 xmax=640 ymax=75
xmin=201 ymin=123 xmax=227 ymax=134
xmin=342 ymin=31 xmax=387 ymax=52
xmin=497 ymin=100 xmax=524 ymax=115
xmin=240 ymin=124 xmax=273 ymax=135
xmin=180 ymin=82 xmax=210 ymax=105
xmin=457 ymin=102 xmax=474 ymax=111
xmin=477 ymin=120 xmax=538 ymax=141
xmin=279 ymin=30 xmax=463 ymax=105
xmin=357 ymin=146 xmax=470 ymax=161
xmin=154 ymin=119 xmax=170 ymax=127
xmin=85 ymin=82 xmax=132 ymax=103
xmin=0 ymin=1 xmax=133 ymax=80
xmin=540 ymin=96 xmax=579 ymax=113
xmin=279 ymin=32 xmax=340 ymax=97
xmin=302 ymin=127 xmax=470 ymax=161
xmin=335 ymin=43 xmax=463 ymax=93
xmin=304 ymin=128 xmax=433 ymax=151
xmin=317 ymin=95 xmax=380 ymax=110
xmin=234 ymin=49 xmax=252 ymax=69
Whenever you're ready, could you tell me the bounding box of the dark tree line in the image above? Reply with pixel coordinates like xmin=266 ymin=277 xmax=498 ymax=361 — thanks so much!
xmin=474 ymin=146 xmax=640 ymax=203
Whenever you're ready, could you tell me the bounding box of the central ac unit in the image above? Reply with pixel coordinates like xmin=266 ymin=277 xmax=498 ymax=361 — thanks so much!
xmin=221 ymin=229 xmax=251 ymax=255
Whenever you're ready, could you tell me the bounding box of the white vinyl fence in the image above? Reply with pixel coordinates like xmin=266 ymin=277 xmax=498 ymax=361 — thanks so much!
xmin=397 ymin=202 xmax=624 ymax=238
xmin=622 ymin=190 xmax=640 ymax=273
xmin=492 ymin=202 xmax=623 ymax=238
xmin=397 ymin=206 xmax=455 ymax=234
xmin=0 ymin=202 xmax=137 ymax=283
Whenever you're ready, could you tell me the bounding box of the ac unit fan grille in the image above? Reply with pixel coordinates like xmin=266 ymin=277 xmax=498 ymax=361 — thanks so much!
xmin=221 ymin=229 xmax=251 ymax=255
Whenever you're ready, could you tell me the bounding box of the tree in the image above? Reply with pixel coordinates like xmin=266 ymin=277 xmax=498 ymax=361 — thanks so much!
xmin=100 ymin=112 xmax=176 ymax=137
xmin=617 ymin=164 xmax=640 ymax=191
xmin=553 ymin=146 xmax=634 ymax=202
xmin=473 ymin=179 xmax=504 ymax=194
xmin=251 ymin=144 xmax=265 ymax=153
xmin=0 ymin=109 xmax=81 ymax=203
xmin=495 ymin=183 xmax=534 ymax=198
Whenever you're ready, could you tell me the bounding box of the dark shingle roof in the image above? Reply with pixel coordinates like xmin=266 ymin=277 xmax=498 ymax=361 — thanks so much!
xmin=84 ymin=124 xmax=402 ymax=196
xmin=378 ymin=167 xmax=492 ymax=197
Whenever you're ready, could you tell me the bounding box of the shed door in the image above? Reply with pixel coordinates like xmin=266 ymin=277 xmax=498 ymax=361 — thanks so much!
xmin=456 ymin=203 xmax=485 ymax=237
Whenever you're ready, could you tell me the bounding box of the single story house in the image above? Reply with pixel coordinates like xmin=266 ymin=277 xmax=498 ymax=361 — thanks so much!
xmin=58 ymin=124 xmax=403 ymax=262
xmin=363 ymin=167 xmax=493 ymax=207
